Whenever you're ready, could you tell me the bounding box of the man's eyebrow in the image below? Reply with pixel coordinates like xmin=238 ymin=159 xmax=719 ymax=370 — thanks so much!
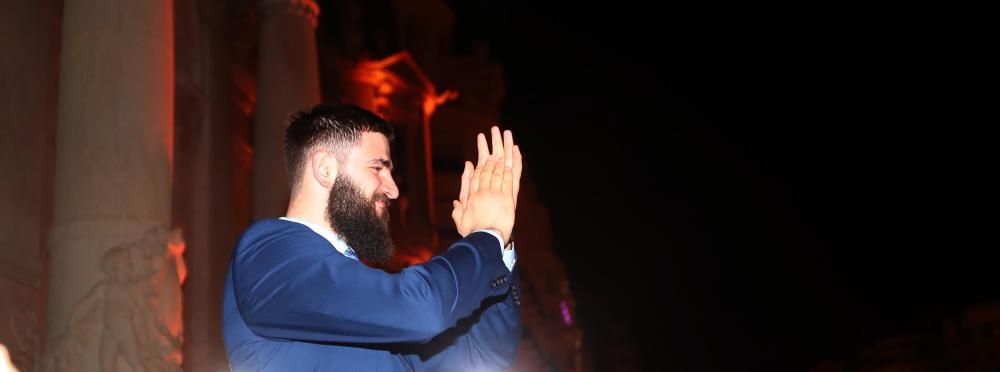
xmin=370 ymin=158 xmax=393 ymax=170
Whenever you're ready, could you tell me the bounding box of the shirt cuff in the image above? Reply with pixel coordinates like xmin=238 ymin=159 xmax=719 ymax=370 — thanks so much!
xmin=474 ymin=229 xmax=517 ymax=272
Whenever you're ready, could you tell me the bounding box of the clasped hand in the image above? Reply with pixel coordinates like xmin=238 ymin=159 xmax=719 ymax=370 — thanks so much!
xmin=451 ymin=126 xmax=522 ymax=245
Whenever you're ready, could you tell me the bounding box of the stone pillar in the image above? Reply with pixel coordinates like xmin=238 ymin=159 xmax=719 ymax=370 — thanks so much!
xmin=252 ymin=0 xmax=322 ymax=220
xmin=174 ymin=0 xmax=256 ymax=370
xmin=0 ymin=1 xmax=60 ymax=371
xmin=41 ymin=0 xmax=182 ymax=371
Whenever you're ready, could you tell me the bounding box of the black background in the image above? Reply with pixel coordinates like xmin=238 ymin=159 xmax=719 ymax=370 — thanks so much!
xmin=449 ymin=2 xmax=994 ymax=371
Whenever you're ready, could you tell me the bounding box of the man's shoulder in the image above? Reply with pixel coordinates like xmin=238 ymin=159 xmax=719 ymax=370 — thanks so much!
xmin=246 ymin=218 xmax=304 ymax=233
xmin=230 ymin=219 xmax=345 ymax=279
xmin=235 ymin=218 xmax=323 ymax=252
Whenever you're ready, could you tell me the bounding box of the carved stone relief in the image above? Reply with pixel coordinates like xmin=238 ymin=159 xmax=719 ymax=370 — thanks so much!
xmin=41 ymin=227 xmax=185 ymax=372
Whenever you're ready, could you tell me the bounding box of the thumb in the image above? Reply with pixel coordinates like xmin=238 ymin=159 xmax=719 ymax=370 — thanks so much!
xmin=451 ymin=200 xmax=464 ymax=223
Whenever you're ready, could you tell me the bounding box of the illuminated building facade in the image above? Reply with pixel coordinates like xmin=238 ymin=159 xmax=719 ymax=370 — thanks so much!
xmin=0 ymin=0 xmax=583 ymax=371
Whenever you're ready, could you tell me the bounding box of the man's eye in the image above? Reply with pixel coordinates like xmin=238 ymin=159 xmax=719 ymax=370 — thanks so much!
xmin=372 ymin=167 xmax=383 ymax=172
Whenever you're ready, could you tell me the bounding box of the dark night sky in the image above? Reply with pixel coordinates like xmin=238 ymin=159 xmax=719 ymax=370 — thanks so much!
xmin=450 ymin=2 xmax=994 ymax=371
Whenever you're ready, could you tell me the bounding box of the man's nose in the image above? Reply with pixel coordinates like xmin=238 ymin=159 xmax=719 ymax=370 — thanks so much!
xmin=382 ymin=173 xmax=399 ymax=199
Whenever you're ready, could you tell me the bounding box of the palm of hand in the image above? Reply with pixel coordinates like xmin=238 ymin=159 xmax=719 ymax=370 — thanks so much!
xmin=451 ymin=127 xmax=523 ymax=244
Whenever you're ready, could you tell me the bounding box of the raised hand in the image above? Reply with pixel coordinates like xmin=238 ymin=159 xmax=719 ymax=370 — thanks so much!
xmin=451 ymin=126 xmax=522 ymax=244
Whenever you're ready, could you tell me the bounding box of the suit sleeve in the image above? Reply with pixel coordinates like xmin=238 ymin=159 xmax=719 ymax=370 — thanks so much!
xmin=417 ymin=268 xmax=522 ymax=372
xmin=232 ymin=231 xmax=514 ymax=344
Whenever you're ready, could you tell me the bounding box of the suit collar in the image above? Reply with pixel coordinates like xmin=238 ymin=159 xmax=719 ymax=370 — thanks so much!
xmin=278 ymin=217 xmax=353 ymax=258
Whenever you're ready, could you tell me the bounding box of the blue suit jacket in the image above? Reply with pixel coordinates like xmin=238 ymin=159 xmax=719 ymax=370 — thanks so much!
xmin=222 ymin=219 xmax=521 ymax=371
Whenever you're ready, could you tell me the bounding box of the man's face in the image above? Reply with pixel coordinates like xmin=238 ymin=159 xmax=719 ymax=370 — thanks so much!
xmin=326 ymin=173 xmax=393 ymax=264
xmin=325 ymin=132 xmax=399 ymax=264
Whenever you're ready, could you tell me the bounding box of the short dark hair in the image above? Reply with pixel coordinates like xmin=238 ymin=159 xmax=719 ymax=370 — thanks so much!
xmin=283 ymin=104 xmax=394 ymax=191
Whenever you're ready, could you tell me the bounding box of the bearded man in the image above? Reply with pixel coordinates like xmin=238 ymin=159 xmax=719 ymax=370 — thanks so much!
xmin=222 ymin=104 xmax=523 ymax=371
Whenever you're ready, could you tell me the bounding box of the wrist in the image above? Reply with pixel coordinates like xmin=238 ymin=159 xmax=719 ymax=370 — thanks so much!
xmin=476 ymin=227 xmax=509 ymax=244
xmin=502 ymin=229 xmax=515 ymax=250
xmin=473 ymin=228 xmax=509 ymax=250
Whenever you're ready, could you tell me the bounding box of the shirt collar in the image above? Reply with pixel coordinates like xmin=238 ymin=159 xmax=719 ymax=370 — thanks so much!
xmin=279 ymin=217 xmax=352 ymax=257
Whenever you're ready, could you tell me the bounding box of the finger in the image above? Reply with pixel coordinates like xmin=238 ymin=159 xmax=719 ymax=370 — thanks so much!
xmin=501 ymin=159 xmax=514 ymax=195
xmin=513 ymin=145 xmax=523 ymax=205
xmin=491 ymin=152 xmax=505 ymax=191
xmin=459 ymin=161 xmax=472 ymax=203
xmin=451 ymin=200 xmax=463 ymax=223
xmin=491 ymin=126 xmax=503 ymax=158
xmin=476 ymin=133 xmax=489 ymax=167
xmin=503 ymin=130 xmax=514 ymax=168
xmin=479 ymin=155 xmax=496 ymax=191
xmin=470 ymin=160 xmax=482 ymax=193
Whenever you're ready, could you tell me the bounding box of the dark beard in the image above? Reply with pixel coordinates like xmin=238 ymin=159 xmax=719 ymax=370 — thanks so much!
xmin=326 ymin=173 xmax=393 ymax=264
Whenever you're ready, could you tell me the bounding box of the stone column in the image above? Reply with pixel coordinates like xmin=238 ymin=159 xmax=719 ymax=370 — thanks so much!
xmin=174 ymin=0 xmax=256 ymax=370
xmin=41 ymin=0 xmax=182 ymax=371
xmin=252 ymin=0 xmax=321 ymax=219
xmin=0 ymin=1 xmax=60 ymax=371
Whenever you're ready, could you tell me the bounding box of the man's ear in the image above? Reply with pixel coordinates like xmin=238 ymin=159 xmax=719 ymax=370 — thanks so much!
xmin=311 ymin=150 xmax=339 ymax=188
